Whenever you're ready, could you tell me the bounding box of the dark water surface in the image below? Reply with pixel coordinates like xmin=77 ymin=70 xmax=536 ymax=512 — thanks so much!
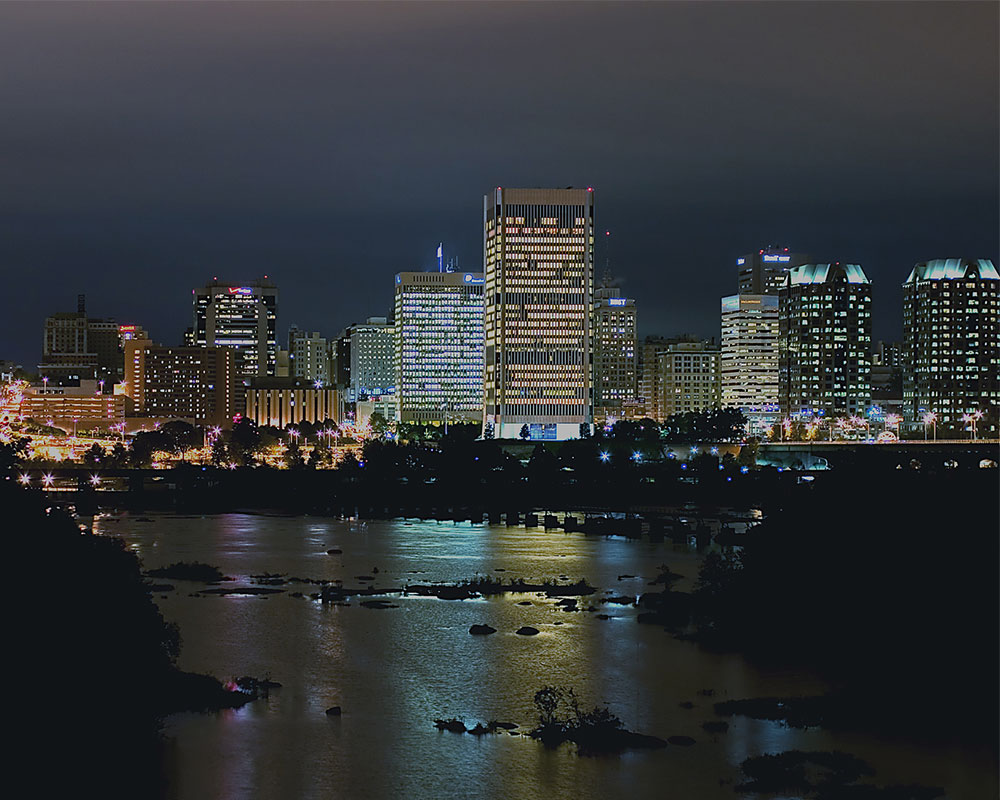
xmin=97 ymin=513 xmax=995 ymax=800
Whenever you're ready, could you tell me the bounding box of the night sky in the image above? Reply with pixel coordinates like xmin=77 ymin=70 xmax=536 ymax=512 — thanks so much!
xmin=1 ymin=2 xmax=996 ymax=369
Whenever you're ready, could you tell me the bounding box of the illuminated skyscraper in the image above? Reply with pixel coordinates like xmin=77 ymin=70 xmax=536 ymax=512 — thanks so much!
xmin=394 ymin=271 xmax=484 ymax=423
xmin=483 ymin=187 xmax=594 ymax=440
xmin=737 ymin=247 xmax=811 ymax=295
xmin=779 ymin=263 xmax=872 ymax=419
xmin=192 ymin=279 xmax=277 ymax=383
xmin=721 ymin=294 xmax=779 ymax=432
xmin=902 ymin=258 xmax=999 ymax=434
xmin=592 ymin=287 xmax=636 ymax=423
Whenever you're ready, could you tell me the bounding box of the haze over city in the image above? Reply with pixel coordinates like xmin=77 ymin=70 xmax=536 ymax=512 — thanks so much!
xmin=1 ymin=1 xmax=997 ymax=367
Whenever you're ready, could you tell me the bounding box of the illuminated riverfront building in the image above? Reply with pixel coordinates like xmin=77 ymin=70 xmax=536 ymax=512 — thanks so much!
xmin=779 ymin=263 xmax=872 ymax=418
xmin=394 ymin=271 xmax=484 ymax=423
xmin=737 ymin=247 xmax=811 ymax=295
xmin=592 ymin=287 xmax=637 ymax=423
xmin=245 ymin=378 xmax=340 ymax=428
xmin=192 ymin=279 xmax=278 ymax=384
xmin=721 ymin=294 xmax=779 ymax=432
xmin=483 ymin=187 xmax=594 ymax=440
xmin=902 ymin=258 xmax=999 ymax=434
xmin=125 ymin=340 xmax=234 ymax=427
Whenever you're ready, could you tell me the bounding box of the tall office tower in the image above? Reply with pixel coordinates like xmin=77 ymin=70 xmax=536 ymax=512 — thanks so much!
xmin=902 ymin=258 xmax=999 ymax=434
xmin=779 ymin=263 xmax=872 ymax=419
xmin=343 ymin=317 xmax=395 ymax=402
xmin=658 ymin=339 xmax=721 ymax=418
xmin=592 ymin=287 xmax=637 ymax=423
xmin=192 ymin=279 xmax=278 ymax=383
xmin=737 ymin=247 xmax=811 ymax=295
xmin=721 ymin=294 xmax=779 ymax=433
xmin=38 ymin=295 xmax=123 ymax=390
xmin=394 ymin=271 xmax=485 ymax=423
xmin=483 ymin=187 xmax=594 ymax=440
xmin=287 ymin=326 xmax=330 ymax=384
xmin=125 ymin=340 xmax=234 ymax=427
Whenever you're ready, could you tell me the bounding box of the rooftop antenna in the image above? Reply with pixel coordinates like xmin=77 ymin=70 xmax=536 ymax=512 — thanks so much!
xmin=437 ymin=243 xmax=444 ymax=273
xmin=601 ymin=230 xmax=614 ymax=288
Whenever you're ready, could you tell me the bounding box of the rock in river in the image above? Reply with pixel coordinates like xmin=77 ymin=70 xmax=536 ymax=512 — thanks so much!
xmin=515 ymin=626 xmax=540 ymax=636
xmin=469 ymin=624 xmax=497 ymax=635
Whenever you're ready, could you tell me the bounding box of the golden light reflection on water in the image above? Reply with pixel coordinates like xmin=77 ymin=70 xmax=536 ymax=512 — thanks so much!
xmin=96 ymin=514 xmax=995 ymax=800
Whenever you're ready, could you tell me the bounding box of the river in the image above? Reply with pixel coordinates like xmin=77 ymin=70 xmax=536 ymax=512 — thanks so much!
xmin=95 ymin=512 xmax=995 ymax=800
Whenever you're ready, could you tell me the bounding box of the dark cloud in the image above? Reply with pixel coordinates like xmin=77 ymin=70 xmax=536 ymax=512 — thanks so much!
xmin=0 ymin=1 xmax=996 ymax=364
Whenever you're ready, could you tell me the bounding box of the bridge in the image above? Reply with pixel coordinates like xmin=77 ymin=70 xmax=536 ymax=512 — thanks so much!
xmin=756 ymin=439 xmax=999 ymax=471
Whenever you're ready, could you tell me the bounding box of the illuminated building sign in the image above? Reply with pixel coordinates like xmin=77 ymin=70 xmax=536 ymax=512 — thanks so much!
xmin=608 ymin=298 xmax=627 ymax=306
xmin=228 ymin=287 xmax=253 ymax=295
xmin=463 ymin=274 xmax=485 ymax=284
xmin=737 ymin=258 xmax=745 ymax=265
xmin=119 ymin=325 xmax=136 ymax=332
xmin=763 ymin=255 xmax=791 ymax=263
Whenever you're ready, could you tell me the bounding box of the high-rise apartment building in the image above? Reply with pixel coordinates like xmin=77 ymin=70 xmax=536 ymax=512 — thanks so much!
xmin=779 ymin=263 xmax=872 ymax=419
xmin=394 ymin=271 xmax=484 ymax=423
xmin=658 ymin=339 xmax=721 ymax=418
xmin=737 ymin=247 xmax=811 ymax=295
xmin=721 ymin=294 xmax=779 ymax=432
xmin=483 ymin=187 xmax=594 ymax=440
xmin=125 ymin=340 xmax=234 ymax=427
xmin=592 ymin=287 xmax=637 ymax=423
xmin=902 ymin=258 xmax=999 ymax=434
xmin=287 ymin=327 xmax=330 ymax=385
xmin=192 ymin=280 xmax=278 ymax=383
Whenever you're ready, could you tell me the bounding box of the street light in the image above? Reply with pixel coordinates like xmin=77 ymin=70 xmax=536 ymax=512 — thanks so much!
xmin=42 ymin=474 xmax=54 ymax=487
xmin=599 ymin=451 xmax=610 ymax=462
xmin=962 ymin=410 xmax=983 ymax=440
xmin=922 ymin=412 xmax=937 ymax=441
xmin=18 ymin=473 xmax=30 ymax=486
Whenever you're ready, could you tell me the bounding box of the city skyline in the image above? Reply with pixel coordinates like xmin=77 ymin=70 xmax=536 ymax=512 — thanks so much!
xmin=1 ymin=2 xmax=997 ymax=367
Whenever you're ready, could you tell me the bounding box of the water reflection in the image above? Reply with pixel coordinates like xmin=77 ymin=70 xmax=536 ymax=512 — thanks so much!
xmin=95 ymin=513 xmax=992 ymax=800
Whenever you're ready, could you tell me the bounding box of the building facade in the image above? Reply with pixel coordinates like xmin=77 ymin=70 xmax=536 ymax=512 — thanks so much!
xmin=592 ymin=287 xmax=637 ymax=423
xmin=192 ymin=280 xmax=278 ymax=383
xmin=38 ymin=295 xmax=123 ymax=389
xmin=658 ymin=340 xmax=721 ymax=418
xmin=287 ymin=327 xmax=330 ymax=384
xmin=394 ymin=271 xmax=485 ymax=423
xmin=125 ymin=340 xmax=234 ymax=427
xmin=21 ymin=380 xmax=131 ymax=433
xmin=737 ymin=247 xmax=811 ymax=295
xmin=338 ymin=317 xmax=394 ymax=403
xmin=902 ymin=258 xmax=999 ymax=434
xmin=483 ymin=186 xmax=594 ymax=440
xmin=244 ymin=378 xmax=340 ymax=429
xmin=721 ymin=294 xmax=779 ymax=433
xmin=779 ymin=263 xmax=872 ymax=419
